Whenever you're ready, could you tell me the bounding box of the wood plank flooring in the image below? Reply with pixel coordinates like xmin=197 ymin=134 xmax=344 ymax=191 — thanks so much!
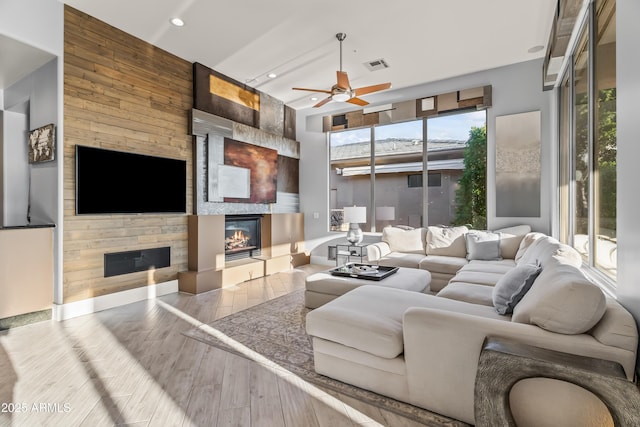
xmin=0 ymin=265 xmax=432 ymax=427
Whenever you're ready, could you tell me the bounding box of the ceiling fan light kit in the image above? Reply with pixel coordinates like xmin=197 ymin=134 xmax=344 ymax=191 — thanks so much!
xmin=292 ymin=32 xmax=391 ymax=108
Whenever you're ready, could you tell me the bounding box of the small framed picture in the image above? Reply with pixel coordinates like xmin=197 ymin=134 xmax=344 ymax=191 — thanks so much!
xmin=28 ymin=123 xmax=55 ymax=163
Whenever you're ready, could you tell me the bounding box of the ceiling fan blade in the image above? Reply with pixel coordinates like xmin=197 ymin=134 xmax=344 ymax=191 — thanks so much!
xmin=336 ymin=71 xmax=351 ymax=90
xmin=347 ymin=97 xmax=369 ymax=106
xmin=292 ymin=87 xmax=332 ymax=94
xmin=353 ymin=82 xmax=392 ymax=96
xmin=313 ymin=96 xmax=333 ymax=108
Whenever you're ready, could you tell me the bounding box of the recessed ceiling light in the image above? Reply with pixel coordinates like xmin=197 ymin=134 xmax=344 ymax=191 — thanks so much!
xmin=170 ymin=18 xmax=185 ymax=27
xmin=528 ymin=45 xmax=544 ymax=53
xmin=310 ymin=96 xmax=319 ymax=101
xmin=267 ymin=73 xmax=277 ymax=79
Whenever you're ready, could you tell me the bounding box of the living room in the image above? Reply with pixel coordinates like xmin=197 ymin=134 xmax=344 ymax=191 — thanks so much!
xmin=1 ymin=0 xmax=640 ymax=425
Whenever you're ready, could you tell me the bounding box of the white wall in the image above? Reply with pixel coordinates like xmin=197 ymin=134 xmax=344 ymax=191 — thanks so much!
xmin=0 ymin=0 xmax=64 ymax=304
xmin=616 ymin=0 xmax=640 ymax=373
xmin=4 ymin=59 xmax=58 ymax=225
xmin=0 ymin=0 xmax=63 ymax=54
xmin=2 ymin=108 xmax=29 ymax=225
xmin=298 ymin=59 xmax=553 ymax=242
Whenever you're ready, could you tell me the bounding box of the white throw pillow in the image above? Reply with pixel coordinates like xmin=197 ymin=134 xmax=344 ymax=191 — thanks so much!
xmin=492 ymin=263 xmax=542 ymax=315
xmin=514 ymin=232 xmax=547 ymax=263
xmin=426 ymin=225 xmax=468 ymax=257
xmin=381 ymin=226 xmax=424 ymax=253
xmin=512 ymin=264 xmax=606 ymax=334
xmin=465 ymin=231 xmax=502 ymax=261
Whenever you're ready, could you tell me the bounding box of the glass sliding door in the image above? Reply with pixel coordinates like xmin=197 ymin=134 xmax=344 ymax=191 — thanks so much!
xmin=558 ymin=0 xmax=617 ymax=284
xmin=594 ymin=0 xmax=617 ymax=278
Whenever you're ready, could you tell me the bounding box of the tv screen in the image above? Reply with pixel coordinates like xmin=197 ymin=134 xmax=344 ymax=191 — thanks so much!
xmin=76 ymin=145 xmax=187 ymax=214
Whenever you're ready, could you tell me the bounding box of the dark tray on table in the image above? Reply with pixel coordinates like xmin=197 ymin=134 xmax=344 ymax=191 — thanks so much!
xmin=329 ymin=263 xmax=398 ymax=281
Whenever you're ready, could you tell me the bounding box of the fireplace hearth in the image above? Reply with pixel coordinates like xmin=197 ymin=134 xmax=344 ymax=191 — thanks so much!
xmin=225 ymin=215 xmax=262 ymax=261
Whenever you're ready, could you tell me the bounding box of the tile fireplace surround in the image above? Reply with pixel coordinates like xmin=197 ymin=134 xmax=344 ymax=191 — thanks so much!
xmin=178 ymin=213 xmax=308 ymax=294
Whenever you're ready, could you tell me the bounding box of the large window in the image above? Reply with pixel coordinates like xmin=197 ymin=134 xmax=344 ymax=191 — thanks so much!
xmin=427 ymin=112 xmax=487 ymax=228
xmin=329 ymin=110 xmax=486 ymax=232
xmin=329 ymin=128 xmax=371 ymax=231
xmin=559 ymin=0 xmax=616 ymax=281
xmin=374 ymin=121 xmax=424 ymax=230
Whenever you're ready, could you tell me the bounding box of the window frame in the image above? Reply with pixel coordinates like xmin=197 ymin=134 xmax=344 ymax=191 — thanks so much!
xmin=557 ymin=0 xmax=617 ymax=290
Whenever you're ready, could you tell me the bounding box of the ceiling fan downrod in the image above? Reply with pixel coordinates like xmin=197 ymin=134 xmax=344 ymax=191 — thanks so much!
xmin=336 ymin=32 xmax=346 ymax=72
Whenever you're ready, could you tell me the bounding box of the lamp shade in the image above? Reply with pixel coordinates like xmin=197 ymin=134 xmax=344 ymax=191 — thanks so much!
xmin=376 ymin=206 xmax=395 ymax=221
xmin=343 ymin=206 xmax=366 ymax=223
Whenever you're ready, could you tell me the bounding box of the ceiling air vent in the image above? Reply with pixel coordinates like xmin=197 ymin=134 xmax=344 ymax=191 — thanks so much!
xmin=364 ymin=58 xmax=389 ymax=72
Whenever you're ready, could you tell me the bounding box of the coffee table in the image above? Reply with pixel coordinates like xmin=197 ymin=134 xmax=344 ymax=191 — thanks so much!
xmin=304 ymin=265 xmax=431 ymax=309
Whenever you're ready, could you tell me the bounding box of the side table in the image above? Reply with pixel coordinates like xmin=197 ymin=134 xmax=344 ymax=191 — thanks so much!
xmin=335 ymin=243 xmax=370 ymax=266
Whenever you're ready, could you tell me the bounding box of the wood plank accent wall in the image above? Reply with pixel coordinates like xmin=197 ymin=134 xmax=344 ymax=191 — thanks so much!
xmin=63 ymin=6 xmax=193 ymax=303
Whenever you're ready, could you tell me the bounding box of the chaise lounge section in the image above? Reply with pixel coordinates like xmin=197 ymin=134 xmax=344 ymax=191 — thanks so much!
xmin=306 ymin=227 xmax=638 ymax=425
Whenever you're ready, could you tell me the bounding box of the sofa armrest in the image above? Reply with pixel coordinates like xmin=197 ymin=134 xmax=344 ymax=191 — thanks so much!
xmin=402 ymin=306 xmax=637 ymax=425
xmin=366 ymin=241 xmax=391 ymax=261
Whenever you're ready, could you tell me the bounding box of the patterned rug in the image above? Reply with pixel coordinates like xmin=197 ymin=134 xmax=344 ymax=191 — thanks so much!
xmin=183 ymin=289 xmax=466 ymax=426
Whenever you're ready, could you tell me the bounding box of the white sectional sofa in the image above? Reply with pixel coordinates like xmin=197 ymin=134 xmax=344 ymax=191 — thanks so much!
xmin=306 ymin=226 xmax=638 ymax=425
xmin=366 ymin=224 xmax=531 ymax=292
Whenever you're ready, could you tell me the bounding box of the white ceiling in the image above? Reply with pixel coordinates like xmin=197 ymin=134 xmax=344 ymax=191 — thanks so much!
xmin=5 ymin=1 xmax=557 ymax=114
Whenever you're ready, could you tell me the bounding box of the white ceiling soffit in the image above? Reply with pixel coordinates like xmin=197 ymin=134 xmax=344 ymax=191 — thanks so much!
xmin=0 ymin=34 xmax=56 ymax=90
xmin=62 ymin=0 xmax=556 ymax=113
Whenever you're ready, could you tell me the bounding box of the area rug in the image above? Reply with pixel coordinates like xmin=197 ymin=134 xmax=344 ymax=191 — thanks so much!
xmin=183 ymin=290 xmax=466 ymax=426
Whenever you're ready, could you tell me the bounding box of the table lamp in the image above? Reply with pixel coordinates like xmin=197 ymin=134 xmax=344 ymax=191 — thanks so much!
xmin=376 ymin=206 xmax=395 ymax=229
xmin=343 ymin=206 xmax=366 ymax=245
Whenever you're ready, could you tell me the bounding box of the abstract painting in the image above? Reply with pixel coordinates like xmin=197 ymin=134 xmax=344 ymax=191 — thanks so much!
xmin=28 ymin=123 xmax=55 ymax=163
xmin=224 ymin=138 xmax=277 ymax=203
xmin=495 ymin=110 xmax=541 ymax=217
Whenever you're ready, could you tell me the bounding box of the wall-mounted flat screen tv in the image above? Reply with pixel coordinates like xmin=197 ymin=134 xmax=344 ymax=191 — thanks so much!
xmin=76 ymin=145 xmax=187 ymax=214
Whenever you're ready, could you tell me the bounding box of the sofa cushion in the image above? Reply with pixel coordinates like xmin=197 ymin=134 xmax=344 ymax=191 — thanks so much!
xmin=437 ymin=282 xmax=495 ymax=307
xmin=418 ymin=255 xmax=468 ymax=275
xmin=514 ymin=232 xmax=546 ymax=262
xmin=517 ymin=235 xmax=582 ymax=268
xmin=460 ymin=259 xmax=516 ymax=274
xmin=382 ymin=226 xmax=425 ymax=253
xmin=512 ymin=264 xmax=606 ymax=334
xmin=465 ymin=231 xmax=501 ymax=261
xmin=305 ymin=286 xmax=433 ymax=359
xmin=379 ymin=252 xmax=426 ymax=269
xmin=590 ymin=297 xmax=639 ymax=352
xmin=449 ymin=270 xmax=504 ymax=287
xmin=492 ymin=262 xmax=542 ymax=315
xmin=494 ymin=225 xmax=531 ymax=259
xmin=426 ymin=225 xmax=468 ymax=257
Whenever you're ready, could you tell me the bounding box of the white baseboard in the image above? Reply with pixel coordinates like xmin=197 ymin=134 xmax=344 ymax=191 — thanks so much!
xmin=52 ymin=280 xmax=178 ymax=321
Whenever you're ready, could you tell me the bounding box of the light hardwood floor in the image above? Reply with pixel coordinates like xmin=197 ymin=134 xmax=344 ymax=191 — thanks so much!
xmin=0 ymin=265 xmax=434 ymax=427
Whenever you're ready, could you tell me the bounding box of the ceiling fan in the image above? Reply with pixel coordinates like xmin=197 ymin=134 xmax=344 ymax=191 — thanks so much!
xmin=293 ymin=33 xmax=392 ymax=108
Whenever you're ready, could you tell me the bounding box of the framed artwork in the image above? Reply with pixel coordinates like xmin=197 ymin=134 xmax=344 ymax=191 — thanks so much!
xmin=495 ymin=111 xmax=541 ymax=217
xmin=28 ymin=123 xmax=55 ymax=163
xmin=223 ymin=138 xmax=277 ymax=203
xmin=218 ymin=164 xmax=250 ymax=198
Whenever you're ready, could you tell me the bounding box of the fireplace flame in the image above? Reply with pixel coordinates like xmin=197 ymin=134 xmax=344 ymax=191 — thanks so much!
xmin=225 ymin=230 xmax=251 ymax=251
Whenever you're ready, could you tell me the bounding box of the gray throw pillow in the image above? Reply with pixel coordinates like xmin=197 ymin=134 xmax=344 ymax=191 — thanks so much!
xmin=465 ymin=231 xmax=501 ymax=261
xmin=492 ymin=263 xmax=542 ymax=315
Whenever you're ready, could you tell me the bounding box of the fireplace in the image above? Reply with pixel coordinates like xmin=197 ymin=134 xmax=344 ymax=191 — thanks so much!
xmin=225 ymin=215 xmax=262 ymax=261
